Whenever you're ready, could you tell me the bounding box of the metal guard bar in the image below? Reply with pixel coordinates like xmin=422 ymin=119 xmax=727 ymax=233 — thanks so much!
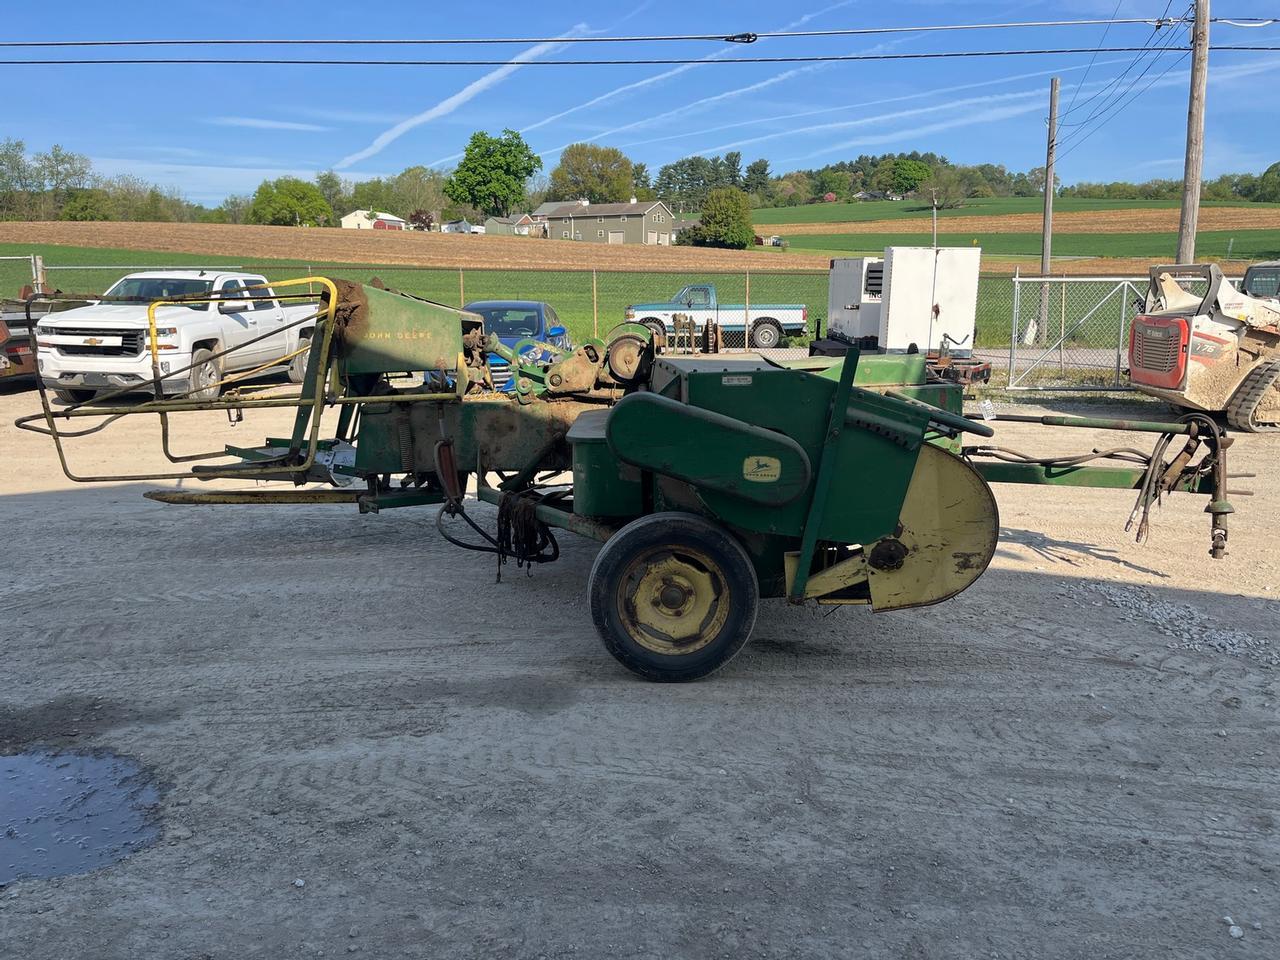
xmin=17 ymin=277 xmax=342 ymax=483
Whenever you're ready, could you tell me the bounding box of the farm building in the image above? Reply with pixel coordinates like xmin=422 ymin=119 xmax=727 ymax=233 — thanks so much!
xmin=541 ymin=199 xmax=675 ymax=245
xmin=339 ymin=209 xmax=407 ymax=231
xmin=671 ymin=216 xmax=701 ymax=240
xmin=484 ymin=214 xmax=534 ymax=236
xmin=440 ymin=219 xmax=474 ymax=234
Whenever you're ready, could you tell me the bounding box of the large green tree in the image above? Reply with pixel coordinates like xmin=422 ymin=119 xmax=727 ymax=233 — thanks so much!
xmin=1255 ymin=161 xmax=1280 ymax=203
xmin=247 ymin=177 xmax=334 ymax=226
xmin=683 ymin=187 xmax=754 ymax=250
xmin=444 ymin=129 xmax=541 ymax=218
xmin=548 ymin=143 xmax=634 ymax=203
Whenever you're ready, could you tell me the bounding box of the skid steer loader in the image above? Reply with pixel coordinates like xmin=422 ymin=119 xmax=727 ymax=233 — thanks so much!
xmin=1129 ymin=263 xmax=1280 ymax=432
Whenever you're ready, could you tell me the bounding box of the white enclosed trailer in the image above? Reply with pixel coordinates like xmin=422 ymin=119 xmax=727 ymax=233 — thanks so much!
xmin=826 ymin=247 xmax=982 ymax=356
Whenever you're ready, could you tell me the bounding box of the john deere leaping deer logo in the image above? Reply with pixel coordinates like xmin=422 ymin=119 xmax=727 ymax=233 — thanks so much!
xmin=742 ymin=455 xmax=781 ymax=483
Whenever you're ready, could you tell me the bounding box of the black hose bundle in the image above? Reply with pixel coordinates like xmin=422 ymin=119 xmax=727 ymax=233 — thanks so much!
xmin=495 ymin=491 xmax=559 ymax=580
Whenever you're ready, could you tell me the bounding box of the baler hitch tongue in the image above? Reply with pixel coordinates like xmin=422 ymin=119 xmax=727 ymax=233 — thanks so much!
xmin=1124 ymin=413 xmax=1234 ymax=559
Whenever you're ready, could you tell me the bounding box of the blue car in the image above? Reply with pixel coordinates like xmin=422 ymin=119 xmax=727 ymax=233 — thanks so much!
xmin=464 ymin=300 xmax=570 ymax=391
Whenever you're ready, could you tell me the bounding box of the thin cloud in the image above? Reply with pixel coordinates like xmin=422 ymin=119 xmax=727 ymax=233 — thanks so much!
xmin=776 ymin=58 xmax=1280 ymax=165
xmin=620 ymin=60 xmax=1124 ymax=151
xmin=510 ymin=0 xmax=857 ymax=164
xmin=702 ymin=88 xmax=1046 ymax=157
xmin=779 ymin=101 xmax=1048 ymax=166
xmin=337 ymin=23 xmax=588 ymax=170
xmin=208 ymin=116 xmax=331 ymax=132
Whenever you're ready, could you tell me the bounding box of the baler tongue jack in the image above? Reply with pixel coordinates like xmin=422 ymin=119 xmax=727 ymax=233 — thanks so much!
xmin=17 ymin=275 xmax=1241 ymax=682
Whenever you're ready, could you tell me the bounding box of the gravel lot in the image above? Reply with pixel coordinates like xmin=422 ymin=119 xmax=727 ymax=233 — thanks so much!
xmin=1 ymin=378 xmax=1276 ymax=959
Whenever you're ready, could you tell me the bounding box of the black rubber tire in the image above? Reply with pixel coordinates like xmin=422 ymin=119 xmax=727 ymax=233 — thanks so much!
xmin=187 ymin=347 xmax=222 ymax=401
xmin=750 ymin=319 xmax=783 ymax=349
xmin=53 ymin=388 xmax=96 ymax=404
xmin=1225 ymin=358 xmax=1280 ymax=433
xmin=287 ymin=332 xmax=312 ymax=384
xmin=589 ymin=512 xmax=759 ymax=682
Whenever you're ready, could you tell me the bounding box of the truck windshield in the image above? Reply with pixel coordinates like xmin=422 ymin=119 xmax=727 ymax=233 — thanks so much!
xmin=469 ymin=307 xmax=541 ymax=337
xmin=1243 ymin=267 xmax=1280 ymax=300
xmin=103 ymin=278 xmax=215 ymax=311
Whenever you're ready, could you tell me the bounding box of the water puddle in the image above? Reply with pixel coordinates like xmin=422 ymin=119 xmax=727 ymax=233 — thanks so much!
xmin=1 ymin=749 xmax=160 ymax=885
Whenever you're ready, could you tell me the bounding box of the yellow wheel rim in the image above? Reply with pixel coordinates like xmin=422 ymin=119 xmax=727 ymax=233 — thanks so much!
xmin=616 ymin=546 xmax=731 ymax=655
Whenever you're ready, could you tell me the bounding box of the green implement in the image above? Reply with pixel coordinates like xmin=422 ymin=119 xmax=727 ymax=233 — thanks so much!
xmin=17 ymin=276 xmax=1237 ymax=681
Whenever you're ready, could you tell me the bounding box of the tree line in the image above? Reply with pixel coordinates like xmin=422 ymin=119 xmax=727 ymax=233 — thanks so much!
xmin=4 ymin=133 xmax=1275 ymax=233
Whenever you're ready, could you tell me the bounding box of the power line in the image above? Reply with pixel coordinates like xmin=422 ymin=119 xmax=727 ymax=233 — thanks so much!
xmin=1063 ymin=0 xmax=1126 ymax=115
xmin=1058 ymin=15 xmax=1190 ymax=135
xmin=1058 ymin=0 xmax=1184 ymax=121
xmin=0 ymin=19 xmax=1225 ymax=48
xmin=6 ymin=47 xmax=1278 ymax=67
xmin=1056 ymin=52 xmax=1192 ymax=163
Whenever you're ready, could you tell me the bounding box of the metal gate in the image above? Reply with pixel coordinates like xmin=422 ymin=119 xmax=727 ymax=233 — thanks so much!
xmin=1008 ymin=276 xmax=1145 ymax=390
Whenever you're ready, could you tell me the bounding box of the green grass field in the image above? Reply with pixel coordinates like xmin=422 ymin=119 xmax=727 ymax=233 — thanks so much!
xmin=750 ymin=196 xmax=1278 ymax=225
xmin=783 ymin=229 xmax=1280 ymax=261
xmin=0 ymin=242 xmax=832 ymax=345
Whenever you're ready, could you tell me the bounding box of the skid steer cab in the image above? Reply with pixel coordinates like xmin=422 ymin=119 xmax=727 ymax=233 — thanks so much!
xmin=1129 ymin=263 xmax=1280 ymax=432
xmin=17 ymin=277 xmax=1239 ymax=682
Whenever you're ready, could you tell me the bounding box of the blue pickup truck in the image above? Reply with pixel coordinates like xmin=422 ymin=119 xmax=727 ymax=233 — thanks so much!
xmin=624 ymin=283 xmax=808 ymax=348
xmin=465 ymin=300 xmax=570 ymax=390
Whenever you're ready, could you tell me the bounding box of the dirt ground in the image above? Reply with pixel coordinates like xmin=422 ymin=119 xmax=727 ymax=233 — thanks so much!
xmin=0 ymin=377 xmax=1277 ymax=959
xmin=0 ymin=220 xmax=1261 ymax=278
xmin=768 ymin=206 xmax=1280 ymax=236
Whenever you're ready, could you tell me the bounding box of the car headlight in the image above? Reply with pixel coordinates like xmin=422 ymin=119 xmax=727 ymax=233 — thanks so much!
xmin=150 ymin=326 xmax=178 ymax=337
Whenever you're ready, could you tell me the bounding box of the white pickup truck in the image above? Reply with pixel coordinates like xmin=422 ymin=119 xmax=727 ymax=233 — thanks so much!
xmin=35 ymin=270 xmax=317 ymax=403
xmin=623 ymin=283 xmax=808 ymax=348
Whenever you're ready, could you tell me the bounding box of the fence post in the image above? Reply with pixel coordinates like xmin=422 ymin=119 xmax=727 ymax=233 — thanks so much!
xmin=744 ymin=267 xmax=751 ymax=348
xmin=32 ymin=254 xmax=46 ymax=294
xmin=458 ymin=268 xmax=465 ymax=309
xmin=592 ymin=269 xmax=598 ymax=338
xmin=1115 ymin=282 xmax=1128 ymax=386
xmin=1059 ymin=275 xmax=1066 ymax=374
xmin=1008 ymin=268 xmax=1019 ymax=386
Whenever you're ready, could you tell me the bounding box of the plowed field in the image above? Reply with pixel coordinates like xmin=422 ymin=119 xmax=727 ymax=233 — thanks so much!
xmin=0 ymin=221 xmax=820 ymax=271
xmin=0 ymin=220 xmax=1265 ymax=277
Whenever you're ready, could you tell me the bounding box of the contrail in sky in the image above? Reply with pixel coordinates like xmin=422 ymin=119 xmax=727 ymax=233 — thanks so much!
xmin=507 ymin=0 xmax=858 ymax=163
xmin=777 ymin=57 xmax=1280 ymax=165
xmin=336 ymin=24 xmax=588 ymax=170
xmin=618 ymin=61 xmax=1124 ymax=151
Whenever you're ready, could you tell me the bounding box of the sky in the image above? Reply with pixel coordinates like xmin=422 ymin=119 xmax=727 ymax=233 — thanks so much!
xmin=4 ymin=0 xmax=1278 ymax=205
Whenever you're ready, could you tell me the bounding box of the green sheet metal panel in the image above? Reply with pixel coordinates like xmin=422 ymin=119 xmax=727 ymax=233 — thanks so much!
xmin=606 ymin=392 xmax=813 ymax=507
xmin=568 ymin=410 xmax=643 ymax=518
xmin=339 ymin=284 xmax=468 ymax=376
xmin=675 ymin=366 xmax=927 ymax=545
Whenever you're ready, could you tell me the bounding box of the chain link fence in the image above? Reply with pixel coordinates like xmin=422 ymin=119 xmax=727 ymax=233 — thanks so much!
xmin=14 ymin=254 xmax=1194 ymax=388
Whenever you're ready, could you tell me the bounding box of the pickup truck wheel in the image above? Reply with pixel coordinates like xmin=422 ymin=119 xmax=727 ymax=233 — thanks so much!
xmin=53 ymin=388 xmax=97 ymax=404
xmin=589 ymin=512 xmax=759 ymax=682
xmin=287 ymin=332 xmax=312 ymax=384
xmin=187 ymin=348 xmax=222 ymax=401
xmin=750 ymin=319 xmax=783 ymax=349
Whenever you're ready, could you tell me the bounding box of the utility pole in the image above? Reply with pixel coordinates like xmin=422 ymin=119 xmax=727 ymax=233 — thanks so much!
xmin=930 ymin=187 xmax=938 ymax=248
xmin=1177 ymin=0 xmax=1210 ymax=263
xmin=1035 ymin=76 xmax=1060 ymax=344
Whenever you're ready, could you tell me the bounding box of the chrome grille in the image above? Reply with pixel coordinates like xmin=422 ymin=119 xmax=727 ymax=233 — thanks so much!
xmin=51 ymin=327 xmax=146 ymax=357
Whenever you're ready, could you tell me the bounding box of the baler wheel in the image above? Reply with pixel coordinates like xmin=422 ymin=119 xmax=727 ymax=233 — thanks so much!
xmin=589 ymin=513 xmax=758 ymax=682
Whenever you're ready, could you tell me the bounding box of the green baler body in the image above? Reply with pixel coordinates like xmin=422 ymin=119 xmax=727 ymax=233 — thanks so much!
xmin=571 ymin=355 xmax=940 ymax=544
